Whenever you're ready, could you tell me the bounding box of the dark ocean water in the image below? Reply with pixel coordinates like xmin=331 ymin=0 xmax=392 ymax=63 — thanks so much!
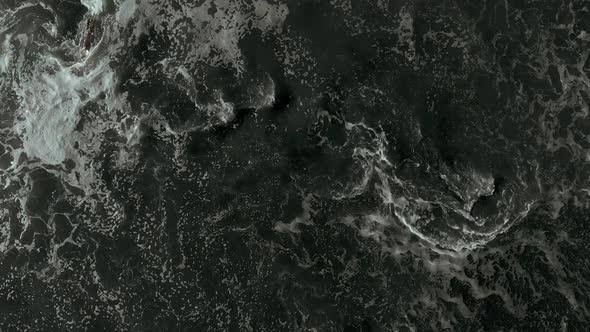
xmin=0 ymin=0 xmax=589 ymax=330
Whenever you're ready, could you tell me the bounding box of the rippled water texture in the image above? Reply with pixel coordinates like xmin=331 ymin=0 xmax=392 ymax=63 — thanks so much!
xmin=0 ymin=0 xmax=589 ymax=330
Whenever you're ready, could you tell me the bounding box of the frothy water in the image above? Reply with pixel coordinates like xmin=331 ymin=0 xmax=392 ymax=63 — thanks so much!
xmin=0 ymin=0 xmax=589 ymax=330
xmin=81 ymin=0 xmax=104 ymax=15
xmin=14 ymin=58 xmax=114 ymax=164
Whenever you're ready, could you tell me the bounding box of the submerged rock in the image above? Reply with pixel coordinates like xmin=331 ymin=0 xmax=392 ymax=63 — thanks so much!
xmin=82 ymin=16 xmax=101 ymax=50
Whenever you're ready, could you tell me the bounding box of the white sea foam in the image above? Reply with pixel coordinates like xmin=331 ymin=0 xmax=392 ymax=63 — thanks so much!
xmin=127 ymin=0 xmax=288 ymax=74
xmin=81 ymin=0 xmax=104 ymax=15
xmin=13 ymin=57 xmax=113 ymax=165
xmin=337 ymin=120 xmax=537 ymax=252
xmin=0 ymin=33 xmax=12 ymax=73
xmin=116 ymin=0 xmax=137 ymax=26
